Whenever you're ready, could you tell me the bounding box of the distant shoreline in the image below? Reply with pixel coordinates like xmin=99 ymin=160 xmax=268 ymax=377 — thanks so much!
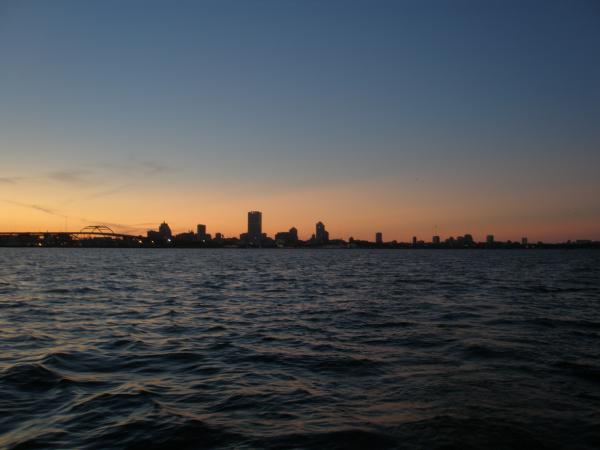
xmin=1 ymin=245 xmax=598 ymax=250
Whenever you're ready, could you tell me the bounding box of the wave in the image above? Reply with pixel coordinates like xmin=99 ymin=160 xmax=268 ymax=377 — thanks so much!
xmin=1 ymin=363 xmax=69 ymax=391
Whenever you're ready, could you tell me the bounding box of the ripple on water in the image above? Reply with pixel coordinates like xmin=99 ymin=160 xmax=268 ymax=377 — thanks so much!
xmin=1 ymin=363 xmax=67 ymax=391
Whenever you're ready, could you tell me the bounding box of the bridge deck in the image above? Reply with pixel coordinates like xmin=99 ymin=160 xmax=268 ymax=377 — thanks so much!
xmin=0 ymin=232 xmax=143 ymax=239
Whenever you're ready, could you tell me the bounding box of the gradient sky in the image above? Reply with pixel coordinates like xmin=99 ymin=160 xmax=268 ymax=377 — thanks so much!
xmin=1 ymin=0 xmax=599 ymax=242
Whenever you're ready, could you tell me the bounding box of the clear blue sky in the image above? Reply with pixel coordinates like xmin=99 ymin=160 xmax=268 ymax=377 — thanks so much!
xmin=1 ymin=0 xmax=599 ymax=241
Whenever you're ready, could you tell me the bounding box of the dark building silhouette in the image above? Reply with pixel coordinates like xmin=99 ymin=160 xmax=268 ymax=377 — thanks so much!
xmin=159 ymin=222 xmax=172 ymax=239
xmin=2 ymin=224 xmax=598 ymax=249
xmin=248 ymin=211 xmax=262 ymax=239
xmin=315 ymin=221 xmax=329 ymax=244
xmin=175 ymin=231 xmax=195 ymax=243
xmin=147 ymin=221 xmax=172 ymax=243
xmin=289 ymin=227 xmax=298 ymax=242
xmin=197 ymin=224 xmax=207 ymax=239
xmin=376 ymin=232 xmax=383 ymax=244
xmin=275 ymin=227 xmax=299 ymax=247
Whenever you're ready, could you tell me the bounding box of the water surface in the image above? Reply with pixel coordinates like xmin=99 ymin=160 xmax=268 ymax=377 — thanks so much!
xmin=1 ymin=249 xmax=599 ymax=449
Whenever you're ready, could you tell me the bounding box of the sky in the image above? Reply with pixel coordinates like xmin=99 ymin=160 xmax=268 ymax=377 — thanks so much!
xmin=1 ymin=0 xmax=599 ymax=242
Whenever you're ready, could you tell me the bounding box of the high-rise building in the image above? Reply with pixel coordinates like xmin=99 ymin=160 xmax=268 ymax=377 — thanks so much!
xmin=522 ymin=237 xmax=528 ymax=246
xmin=375 ymin=232 xmax=383 ymax=244
xmin=315 ymin=221 xmax=329 ymax=244
xmin=158 ymin=221 xmax=172 ymax=239
xmin=412 ymin=236 xmax=417 ymax=246
xmin=486 ymin=234 xmax=494 ymax=245
xmin=432 ymin=235 xmax=441 ymax=245
xmin=289 ymin=227 xmax=298 ymax=243
xmin=247 ymin=211 xmax=262 ymax=239
xmin=197 ymin=224 xmax=207 ymax=239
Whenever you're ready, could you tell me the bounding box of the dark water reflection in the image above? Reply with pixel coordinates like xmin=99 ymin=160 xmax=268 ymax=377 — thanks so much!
xmin=1 ymin=249 xmax=599 ymax=449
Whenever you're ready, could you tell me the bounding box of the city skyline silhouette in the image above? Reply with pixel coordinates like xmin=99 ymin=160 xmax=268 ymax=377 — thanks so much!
xmin=1 ymin=209 xmax=597 ymax=248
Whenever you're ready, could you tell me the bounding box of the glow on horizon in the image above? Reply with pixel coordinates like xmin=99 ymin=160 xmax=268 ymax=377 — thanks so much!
xmin=2 ymin=175 xmax=598 ymax=243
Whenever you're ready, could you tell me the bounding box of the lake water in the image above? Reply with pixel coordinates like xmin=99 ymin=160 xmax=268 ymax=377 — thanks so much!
xmin=1 ymin=249 xmax=599 ymax=449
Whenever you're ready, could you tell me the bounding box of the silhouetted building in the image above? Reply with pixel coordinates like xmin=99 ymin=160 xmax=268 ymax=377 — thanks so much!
xmin=248 ymin=211 xmax=262 ymax=239
xmin=315 ymin=221 xmax=329 ymax=244
xmin=159 ymin=222 xmax=172 ymax=239
xmin=432 ymin=235 xmax=441 ymax=245
xmin=215 ymin=232 xmax=223 ymax=241
xmin=146 ymin=221 xmax=173 ymax=244
xmin=412 ymin=236 xmax=417 ymax=246
xmin=275 ymin=227 xmax=299 ymax=246
xmin=275 ymin=228 xmax=296 ymax=246
xmin=147 ymin=230 xmax=160 ymax=241
xmin=522 ymin=237 xmax=528 ymax=246
xmin=197 ymin=224 xmax=207 ymax=239
xmin=375 ymin=232 xmax=383 ymax=244
xmin=289 ymin=227 xmax=298 ymax=242
xmin=486 ymin=235 xmax=494 ymax=245
xmin=175 ymin=231 xmax=195 ymax=243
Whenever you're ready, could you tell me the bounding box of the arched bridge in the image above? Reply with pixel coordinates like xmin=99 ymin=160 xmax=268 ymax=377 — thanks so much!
xmin=75 ymin=225 xmax=140 ymax=240
xmin=0 ymin=225 xmax=147 ymax=246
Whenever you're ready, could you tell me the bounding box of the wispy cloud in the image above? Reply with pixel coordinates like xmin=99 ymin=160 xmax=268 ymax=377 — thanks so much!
xmin=47 ymin=169 xmax=93 ymax=186
xmin=137 ymin=160 xmax=170 ymax=174
xmin=0 ymin=177 xmax=22 ymax=184
xmin=96 ymin=159 xmax=171 ymax=175
xmin=2 ymin=199 xmax=154 ymax=233
xmin=2 ymin=199 xmax=67 ymax=218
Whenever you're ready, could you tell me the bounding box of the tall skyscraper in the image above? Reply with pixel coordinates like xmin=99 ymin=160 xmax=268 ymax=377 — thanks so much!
xmin=375 ymin=232 xmax=383 ymax=244
xmin=432 ymin=235 xmax=441 ymax=245
xmin=315 ymin=221 xmax=329 ymax=244
xmin=197 ymin=224 xmax=207 ymax=239
xmin=487 ymin=234 xmax=495 ymax=245
xmin=248 ymin=211 xmax=262 ymax=239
